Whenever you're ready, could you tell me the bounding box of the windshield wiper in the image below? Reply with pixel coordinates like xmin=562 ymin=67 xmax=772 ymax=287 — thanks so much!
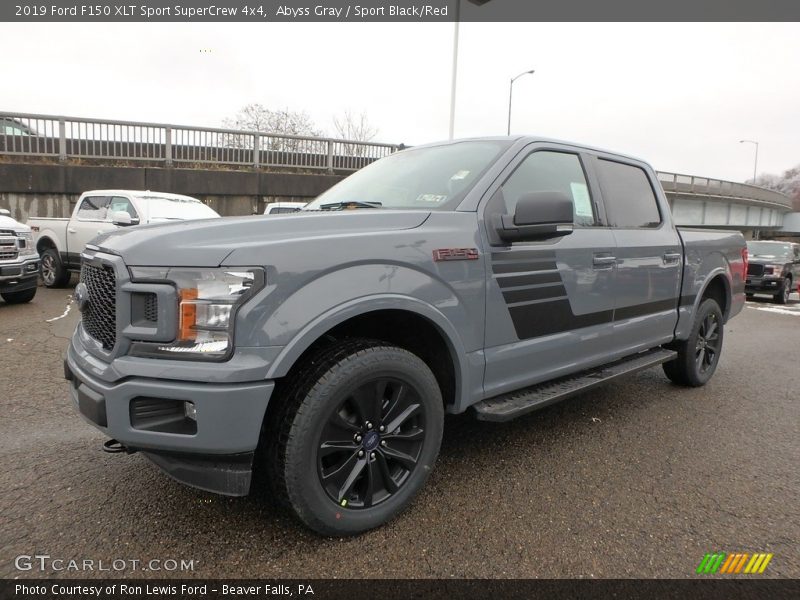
xmin=318 ymin=200 xmax=383 ymax=211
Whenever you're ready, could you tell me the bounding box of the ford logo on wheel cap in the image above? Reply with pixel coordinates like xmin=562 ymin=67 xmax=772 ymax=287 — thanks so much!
xmin=74 ymin=282 xmax=89 ymax=313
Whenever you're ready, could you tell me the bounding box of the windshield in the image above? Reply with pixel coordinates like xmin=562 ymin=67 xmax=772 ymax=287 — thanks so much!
xmin=141 ymin=197 xmax=220 ymax=221
xmin=747 ymin=241 xmax=792 ymax=259
xmin=304 ymin=140 xmax=510 ymax=211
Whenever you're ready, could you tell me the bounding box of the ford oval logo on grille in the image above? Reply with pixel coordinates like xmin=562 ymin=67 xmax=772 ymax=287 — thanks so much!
xmin=74 ymin=282 xmax=89 ymax=313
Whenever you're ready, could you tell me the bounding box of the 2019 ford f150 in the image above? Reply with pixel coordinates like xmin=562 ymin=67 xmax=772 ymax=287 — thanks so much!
xmin=64 ymin=137 xmax=747 ymax=535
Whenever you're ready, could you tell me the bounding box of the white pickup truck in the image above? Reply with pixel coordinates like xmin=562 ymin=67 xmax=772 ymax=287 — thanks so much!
xmin=0 ymin=209 xmax=39 ymax=304
xmin=28 ymin=190 xmax=220 ymax=287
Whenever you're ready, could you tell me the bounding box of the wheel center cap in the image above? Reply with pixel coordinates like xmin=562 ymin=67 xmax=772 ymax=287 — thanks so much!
xmin=362 ymin=431 xmax=380 ymax=451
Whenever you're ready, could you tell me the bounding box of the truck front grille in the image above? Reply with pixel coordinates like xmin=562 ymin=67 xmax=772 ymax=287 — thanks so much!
xmin=81 ymin=263 xmax=117 ymax=350
xmin=0 ymin=234 xmax=17 ymax=261
xmin=747 ymin=263 xmax=764 ymax=277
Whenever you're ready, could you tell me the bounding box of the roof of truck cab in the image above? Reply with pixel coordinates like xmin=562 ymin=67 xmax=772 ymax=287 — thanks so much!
xmin=408 ymin=136 xmax=651 ymax=168
xmin=80 ymin=190 xmax=201 ymax=201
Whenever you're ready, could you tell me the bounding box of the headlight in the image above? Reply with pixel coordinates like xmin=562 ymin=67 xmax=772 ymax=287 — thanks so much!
xmin=765 ymin=264 xmax=784 ymax=277
xmin=128 ymin=267 xmax=265 ymax=360
xmin=18 ymin=232 xmax=36 ymax=256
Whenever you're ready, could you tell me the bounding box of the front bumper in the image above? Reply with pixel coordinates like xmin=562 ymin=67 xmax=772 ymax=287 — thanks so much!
xmin=0 ymin=257 xmax=39 ymax=293
xmin=745 ymin=277 xmax=784 ymax=293
xmin=65 ymin=342 xmax=274 ymax=496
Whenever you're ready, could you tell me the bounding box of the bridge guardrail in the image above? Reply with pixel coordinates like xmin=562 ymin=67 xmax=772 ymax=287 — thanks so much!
xmin=656 ymin=171 xmax=792 ymax=209
xmin=0 ymin=112 xmax=399 ymax=172
xmin=0 ymin=111 xmax=792 ymax=209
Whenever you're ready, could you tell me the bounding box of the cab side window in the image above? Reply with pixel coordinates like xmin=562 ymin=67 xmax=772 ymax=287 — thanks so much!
xmin=76 ymin=196 xmax=110 ymax=220
xmin=108 ymin=196 xmax=138 ymax=220
xmin=500 ymin=151 xmax=596 ymax=226
xmin=596 ymin=159 xmax=661 ymax=228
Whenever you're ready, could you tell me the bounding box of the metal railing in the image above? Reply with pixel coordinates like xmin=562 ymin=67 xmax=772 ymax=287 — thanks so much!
xmin=0 ymin=112 xmax=400 ymax=172
xmin=656 ymin=171 xmax=792 ymax=209
xmin=0 ymin=112 xmax=792 ymax=210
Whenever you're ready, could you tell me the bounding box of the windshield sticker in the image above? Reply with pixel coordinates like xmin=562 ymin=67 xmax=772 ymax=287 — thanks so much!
xmin=570 ymin=182 xmax=593 ymax=217
xmin=450 ymin=170 xmax=470 ymax=180
xmin=416 ymin=194 xmax=448 ymax=203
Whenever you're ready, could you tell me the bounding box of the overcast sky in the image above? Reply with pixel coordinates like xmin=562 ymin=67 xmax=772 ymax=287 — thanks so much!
xmin=0 ymin=22 xmax=798 ymax=181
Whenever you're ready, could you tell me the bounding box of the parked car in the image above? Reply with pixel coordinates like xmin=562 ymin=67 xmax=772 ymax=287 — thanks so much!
xmin=264 ymin=201 xmax=306 ymax=215
xmin=64 ymin=137 xmax=746 ymax=536
xmin=28 ymin=190 xmax=220 ymax=287
xmin=745 ymin=240 xmax=800 ymax=304
xmin=0 ymin=209 xmax=39 ymax=304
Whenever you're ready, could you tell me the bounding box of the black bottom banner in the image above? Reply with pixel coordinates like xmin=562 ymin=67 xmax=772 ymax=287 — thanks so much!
xmin=2 ymin=579 xmax=799 ymax=600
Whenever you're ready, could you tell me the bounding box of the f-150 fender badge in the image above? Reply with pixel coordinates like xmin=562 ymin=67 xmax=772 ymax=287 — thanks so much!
xmin=433 ymin=248 xmax=479 ymax=262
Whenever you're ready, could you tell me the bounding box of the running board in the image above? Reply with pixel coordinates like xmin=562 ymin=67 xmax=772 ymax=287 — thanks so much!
xmin=473 ymin=348 xmax=677 ymax=422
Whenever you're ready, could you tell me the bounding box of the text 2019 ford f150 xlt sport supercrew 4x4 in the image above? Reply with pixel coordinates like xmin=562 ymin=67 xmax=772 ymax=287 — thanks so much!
xmin=64 ymin=137 xmax=747 ymax=535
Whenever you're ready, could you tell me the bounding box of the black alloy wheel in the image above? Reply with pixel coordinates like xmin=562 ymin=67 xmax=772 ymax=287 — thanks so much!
xmin=317 ymin=377 xmax=425 ymax=509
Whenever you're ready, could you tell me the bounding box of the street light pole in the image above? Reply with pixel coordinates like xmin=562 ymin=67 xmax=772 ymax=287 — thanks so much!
xmin=448 ymin=0 xmax=460 ymax=140
xmin=740 ymin=139 xmax=759 ymax=183
xmin=507 ymin=70 xmax=535 ymax=135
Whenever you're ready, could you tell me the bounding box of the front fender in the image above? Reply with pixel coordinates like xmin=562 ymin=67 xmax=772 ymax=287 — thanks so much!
xmin=242 ymin=262 xmax=483 ymax=411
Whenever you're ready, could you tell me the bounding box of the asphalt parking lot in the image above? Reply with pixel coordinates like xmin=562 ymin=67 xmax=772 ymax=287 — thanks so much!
xmin=1 ymin=285 xmax=798 ymax=579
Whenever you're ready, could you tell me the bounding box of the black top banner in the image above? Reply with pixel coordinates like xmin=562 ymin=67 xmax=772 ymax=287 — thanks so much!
xmin=3 ymin=0 xmax=800 ymax=22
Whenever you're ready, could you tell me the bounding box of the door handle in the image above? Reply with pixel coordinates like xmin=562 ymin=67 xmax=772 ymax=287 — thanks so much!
xmin=67 ymin=228 xmax=77 ymax=234
xmin=663 ymin=252 xmax=682 ymax=264
xmin=593 ymin=255 xmax=617 ymax=267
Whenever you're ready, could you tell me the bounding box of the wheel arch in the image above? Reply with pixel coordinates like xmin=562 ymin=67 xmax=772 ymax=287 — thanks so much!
xmin=264 ymin=296 xmax=470 ymax=411
xmin=35 ymin=235 xmax=58 ymax=254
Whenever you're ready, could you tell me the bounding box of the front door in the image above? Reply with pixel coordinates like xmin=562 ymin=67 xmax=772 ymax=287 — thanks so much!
xmin=481 ymin=146 xmax=619 ymax=399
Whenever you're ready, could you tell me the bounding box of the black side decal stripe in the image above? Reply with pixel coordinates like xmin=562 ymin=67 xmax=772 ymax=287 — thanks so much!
xmin=508 ymin=300 xmax=614 ymax=339
xmin=495 ymin=271 xmax=562 ymax=287
xmin=680 ymin=294 xmax=697 ymax=307
xmin=502 ymin=285 xmax=569 ymax=305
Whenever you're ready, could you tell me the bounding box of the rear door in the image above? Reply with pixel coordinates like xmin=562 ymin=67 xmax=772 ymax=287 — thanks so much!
xmin=480 ymin=144 xmax=619 ymax=398
xmin=593 ymin=156 xmax=682 ymax=352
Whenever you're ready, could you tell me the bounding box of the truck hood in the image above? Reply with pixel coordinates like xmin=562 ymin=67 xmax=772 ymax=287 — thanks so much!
xmin=748 ymin=255 xmax=789 ymax=264
xmin=0 ymin=214 xmax=30 ymax=232
xmin=92 ymin=210 xmax=430 ymax=266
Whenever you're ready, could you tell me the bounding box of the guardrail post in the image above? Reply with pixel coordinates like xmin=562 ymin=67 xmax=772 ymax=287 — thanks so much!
xmin=165 ymin=126 xmax=173 ymax=166
xmin=326 ymin=140 xmax=334 ymax=173
xmin=58 ymin=119 xmax=67 ymax=162
xmin=253 ymin=133 xmax=260 ymax=169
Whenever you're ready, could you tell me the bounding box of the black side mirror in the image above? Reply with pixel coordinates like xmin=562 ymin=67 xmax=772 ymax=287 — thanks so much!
xmin=496 ymin=191 xmax=574 ymax=242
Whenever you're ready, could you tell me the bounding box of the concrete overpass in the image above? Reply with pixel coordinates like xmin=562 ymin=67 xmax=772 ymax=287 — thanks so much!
xmin=0 ymin=112 xmax=793 ymax=234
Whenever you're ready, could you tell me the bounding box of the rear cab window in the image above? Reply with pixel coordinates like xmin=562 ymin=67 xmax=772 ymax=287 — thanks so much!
xmin=596 ymin=159 xmax=662 ymax=228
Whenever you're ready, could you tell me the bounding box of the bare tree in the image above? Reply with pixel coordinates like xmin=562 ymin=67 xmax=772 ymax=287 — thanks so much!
xmin=333 ymin=110 xmax=379 ymax=156
xmin=750 ymin=164 xmax=800 ymax=210
xmin=222 ymin=103 xmax=324 ymax=152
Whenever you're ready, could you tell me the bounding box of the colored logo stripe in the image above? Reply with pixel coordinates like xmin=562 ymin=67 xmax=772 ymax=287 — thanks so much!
xmin=704 ymin=552 xmax=773 ymax=574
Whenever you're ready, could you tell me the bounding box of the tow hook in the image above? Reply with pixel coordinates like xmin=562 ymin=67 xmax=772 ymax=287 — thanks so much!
xmin=102 ymin=439 xmax=136 ymax=454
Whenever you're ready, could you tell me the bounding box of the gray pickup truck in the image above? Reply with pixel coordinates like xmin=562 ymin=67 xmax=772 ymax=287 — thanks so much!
xmin=65 ymin=137 xmax=747 ymax=535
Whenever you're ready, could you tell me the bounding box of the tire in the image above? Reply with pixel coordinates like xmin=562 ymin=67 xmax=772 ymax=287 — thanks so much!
xmin=264 ymin=339 xmax=444 ymax=536
xmin=1 ymin=287 xmax=36 ymax=304
xmin=663 ymin=298 xmax=724 ymax=387
xmin=774 ymin=277 xmax=791 ymax=304
xmin=40 ymin=248 xmax=70 ymax=288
